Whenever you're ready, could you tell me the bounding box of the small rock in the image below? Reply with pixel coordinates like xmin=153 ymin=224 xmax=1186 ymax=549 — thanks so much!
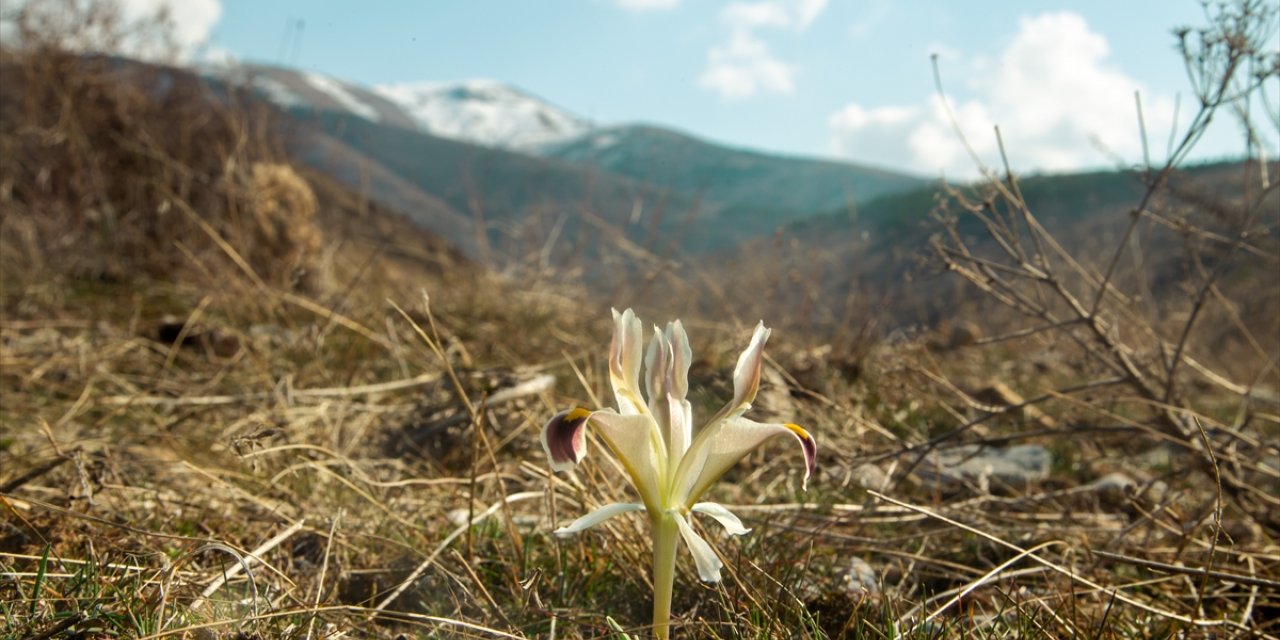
xmin=1092 ymin=471 xmax=1136 ymax=492
xmin=852 ymin=463 xmax=889 ymax=490
xmin=1090 ymin=472 xmax=1136 ymax=508
xmin=917 ymin=444 xmax=1052 ymax=489
xmin=843 ymin=557 xmax=879 ymax=598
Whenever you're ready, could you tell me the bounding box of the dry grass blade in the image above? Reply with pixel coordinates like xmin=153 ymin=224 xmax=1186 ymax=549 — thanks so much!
xmin=870 ymin=490 xmax=1246 ymax=631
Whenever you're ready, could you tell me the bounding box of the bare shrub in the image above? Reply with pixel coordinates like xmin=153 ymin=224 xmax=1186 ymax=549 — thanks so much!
xmin=929 ymin=0 xmax=1279 ymax=529
xmin=0 ymin=0 xmax=321 ymax=293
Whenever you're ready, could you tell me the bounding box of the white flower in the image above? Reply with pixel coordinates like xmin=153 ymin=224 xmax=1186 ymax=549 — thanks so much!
xmin=542 ymin=308 xmax=816 ymax=582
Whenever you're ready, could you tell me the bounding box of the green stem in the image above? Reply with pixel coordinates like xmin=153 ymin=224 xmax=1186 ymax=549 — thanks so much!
xmin=651 ymin=512 xmax=679 ymax=640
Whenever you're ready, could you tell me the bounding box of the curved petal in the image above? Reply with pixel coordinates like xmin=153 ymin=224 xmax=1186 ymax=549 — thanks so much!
xmin=644 ymin=324 xmax=668 ymax=410
xmin=674 ymin=512 xmax=724 ymax=583
xmin=666 ymin=397 xmax=692 ymax=466
xmin=666 ymin=321 xmax=692 ymax=401
xmin=541 ymin=408 xmax=592 ymax=472
xmin=730 ymin=322 xmax=770 ymax=417
xmin=644 ymin=321 xmax=696 ymax=463
xmin=554 ymin=502 xmax=645 ymax=536
xmin=588 ymin=410 xmax=667 ymax=512
xmin=610 ymin=308 xmax=646 ymax=416
xmin=665 ymin=321 xmax=693 ymax=459
xmin=678 ymin=417 xmax=816 ymax=505
xmin=644 ymin=324 xmax=673 ymax=445
xmin=692 ymin=502 xmax=751 ymax=536
xmin=702 ymin=322 xmax=771 ymax=428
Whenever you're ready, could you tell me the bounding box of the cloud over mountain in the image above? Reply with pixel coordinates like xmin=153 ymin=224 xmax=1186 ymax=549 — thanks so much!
xmin=699 ymin=0 xmax=828 ymax=100
xmin=829 ymin=12 xmax=1177 ymax=178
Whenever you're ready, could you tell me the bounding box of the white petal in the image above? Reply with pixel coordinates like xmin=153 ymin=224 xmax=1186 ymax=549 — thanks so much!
xmin=676 ymin=417 xmax=816 ymax=505
xmin=674 ymin=512 xmax=724 ymax=583
xmin=554 ymin=503 xmax=645 ymax=536
xmin=588 ymin=410 xmax=668 ymax=512
xmin=730 ymin=323 xmax=770 ymax=416
xmin=644 ymin=324 xmax=668 ymax=408
xmin=610 ymin=308 xmax=646 ymax=416
xmin=702 ymin=322 xmax=770 ymax=428
xmin=666 ymin=397 xmax=692 ymax=462
xmin=665 ymin=321 xmax=693 ymax=458
xmin=666 ymin=320 xmax=692 ymax=401
xmin=645 ymin=324 xmax=674 ymax=449
xmin=692 ymin=502 xmax=751 ymax=536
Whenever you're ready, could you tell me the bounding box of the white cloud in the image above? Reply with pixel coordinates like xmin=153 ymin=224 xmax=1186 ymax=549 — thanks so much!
xmin=700 ymin=30 xmax=795 ymax=99
xmin=615 ymin=0 xmax=680 ymax=11
xmin=699 ymin=0 xmax=828 ymax=100
xmin=829 ymin=12 xmax=1177 ymax=178
xmin=722 ymin=2 xmax=792 ymax=30
xmin=1 ymin=0 xmax=222 ymax=62
xmin=793 ymin=0 xmax=828 ymax=30
xmin=124 ymin=0 xmax=221 ymax=58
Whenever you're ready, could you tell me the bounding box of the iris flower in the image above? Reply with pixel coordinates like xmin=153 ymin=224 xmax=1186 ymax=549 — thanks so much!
xmin=542 ymin=308 xmax=816 ymax=638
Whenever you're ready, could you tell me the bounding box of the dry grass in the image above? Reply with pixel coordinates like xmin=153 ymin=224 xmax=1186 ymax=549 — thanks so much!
xmin=2 ymin=1 xmax=1279 ymax=638
xmin=4 ymin=269 xmax=1278 ymax=639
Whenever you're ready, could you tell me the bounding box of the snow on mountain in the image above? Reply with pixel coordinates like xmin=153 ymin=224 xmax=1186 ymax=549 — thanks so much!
xmin=249 ymin=75 xmax=304 ymax=109
xmin=303 ymin=72 xmax=381 ymax=122
xmin=203 ymin=61 xmax=591 ymax=152
xmin=374 ymin=80 xmax=591 ymax=151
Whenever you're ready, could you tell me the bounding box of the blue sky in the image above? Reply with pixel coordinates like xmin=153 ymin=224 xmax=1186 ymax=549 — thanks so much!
xmin=95 ymin=0 xmax=1279 ymax=178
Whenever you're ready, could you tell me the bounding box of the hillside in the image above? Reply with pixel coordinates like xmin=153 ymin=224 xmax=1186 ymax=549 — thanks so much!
xmin=221 ymin=63 xmax=928 ymax=254
xmin=725 ymin=160 xmax=1280 ymax=366
xmin=282 ymin=109 xmax=738 ymax=257
xmin=544 ymin=125 xmax=927 ymax=231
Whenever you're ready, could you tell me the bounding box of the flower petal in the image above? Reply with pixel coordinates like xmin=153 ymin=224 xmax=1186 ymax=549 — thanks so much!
xmin=610 ymin=308 xmax=646 ymax=416
xmin=644 ymin=323 xmax=668 ymax=409
xmin=678 ymin=417 xmax=817 ymax=505
xmin=540 ymin=408 xmax=592 ymax=472
xmin=644 ymin=324 xmax=674 ymax=448
xmin=704 ymin=322 xmax=771 ymax=427
xmin=554 ymin=502 xmax=646 ymax=536
xmin=587 ymin=410 xmax=667 ymax=512
xmin=665 ymin=321 xmax=693 ymax=459
xmin=674 ymin=512 xmax=724 ymax=583
xmin=643 ymin=322 xmax=695 ymax=461
xmin=692 ymin=502 xmax=751 ymax=536
xmin=732 ymin=323 xmax=770 ymax=411
xmin=666 ymin=321 xmax=692 ymax=401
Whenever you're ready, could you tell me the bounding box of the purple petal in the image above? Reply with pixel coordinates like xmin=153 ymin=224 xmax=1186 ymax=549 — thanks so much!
xmin=540 ymin=408 xmax=592 ymax=471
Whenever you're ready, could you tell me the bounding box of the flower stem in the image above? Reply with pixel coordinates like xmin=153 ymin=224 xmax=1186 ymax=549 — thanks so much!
xmin=651 ymin=513 xmax=679 ymax=640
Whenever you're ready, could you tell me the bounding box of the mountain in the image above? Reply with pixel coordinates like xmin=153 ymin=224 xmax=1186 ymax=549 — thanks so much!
xmin=211 ymin=63 xmax=421 ymax=130
xmin=207 ymin=63 xmax=590 ymax=152
xmin=283 ymin=109 xmax=710 ymax=260
xmin=734 ymin=160 xmax=1279 ymax=332
xmin=374 ymin=80 xmax=591 ymax=151
xmin=542 ymin=125 xmax=927 ymax=234
xmin=214 ymin=62 xmax=931 ymax=253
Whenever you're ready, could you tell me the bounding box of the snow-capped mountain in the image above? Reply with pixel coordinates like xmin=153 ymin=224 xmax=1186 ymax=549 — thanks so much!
xmin=205 ymin=62 xmax=420 ymax=130
xmin=206 ymin=63 xmax=590 ymax=152
xmin=374 ymin=80 xmax=591 ymax=152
